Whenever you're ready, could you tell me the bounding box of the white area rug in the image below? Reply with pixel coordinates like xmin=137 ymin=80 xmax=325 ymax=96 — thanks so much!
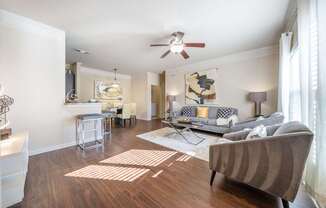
xmin=137 ymin=127 xmax=223 ymax=161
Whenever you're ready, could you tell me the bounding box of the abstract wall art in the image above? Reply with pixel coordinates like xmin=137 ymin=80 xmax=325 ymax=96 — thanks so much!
xmin=185 ymin=69 xmax=217 ymax=104
xmin=94 ymin=80 xmax=122 ymax=100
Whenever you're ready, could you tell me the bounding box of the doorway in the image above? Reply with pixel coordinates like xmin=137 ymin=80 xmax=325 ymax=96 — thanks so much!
xmin=151 ymin=85 xmax=161 ymax=119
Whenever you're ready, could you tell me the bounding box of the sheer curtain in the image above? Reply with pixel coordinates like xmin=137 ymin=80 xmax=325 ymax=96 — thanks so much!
xmin=290 ymin=0 xmax=326 ymax=205
xmin=277 ymin=32 xmax=292 ymax=122
xmin=279 ymin=0 xmax=326 ymax=205
xmin=304 ymin=0 xmax=326 ymax=205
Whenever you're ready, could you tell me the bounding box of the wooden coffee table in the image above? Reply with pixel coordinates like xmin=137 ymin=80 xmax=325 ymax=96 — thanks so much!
xmin=162 ymin=120 xmax=205 ymax=145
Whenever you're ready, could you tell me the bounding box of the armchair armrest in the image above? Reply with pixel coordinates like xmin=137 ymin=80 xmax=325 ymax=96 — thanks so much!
xmin=209 ymin=132 xmax=313 ymax=202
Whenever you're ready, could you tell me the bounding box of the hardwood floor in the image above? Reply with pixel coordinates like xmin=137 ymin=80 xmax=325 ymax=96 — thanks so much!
xmin=19 ymin=120 xmax=316 ymax=208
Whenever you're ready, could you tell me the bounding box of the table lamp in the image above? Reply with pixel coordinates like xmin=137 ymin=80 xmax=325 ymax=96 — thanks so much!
xmin=167 ymin=95 xmax=176 ymax=119
xmin=248 ymin=92 xmax=267 ymax=117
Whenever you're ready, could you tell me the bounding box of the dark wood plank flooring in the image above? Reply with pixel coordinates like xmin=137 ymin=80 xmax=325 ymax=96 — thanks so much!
xmin=18 ymin=120 xmax=316 ymax=208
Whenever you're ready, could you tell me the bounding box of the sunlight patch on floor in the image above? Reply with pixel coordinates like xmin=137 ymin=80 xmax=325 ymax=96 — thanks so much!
xmin=176 ymin=154 xmax=192 ymax=162
xmin=65 ymin=165 xmax=150 ymax=182
xmin=152 ymin=170 xmax=164 ymax=178
xmin=100 ymin=149 xmax=177 ymax=167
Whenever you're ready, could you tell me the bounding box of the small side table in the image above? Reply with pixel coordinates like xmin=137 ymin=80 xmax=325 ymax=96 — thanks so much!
xmin=0 ymin=128 xmax=12 ymax=140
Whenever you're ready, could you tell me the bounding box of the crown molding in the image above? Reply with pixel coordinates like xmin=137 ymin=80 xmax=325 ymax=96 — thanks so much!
xmin=165 ymin=45 xmax=278 ymax=75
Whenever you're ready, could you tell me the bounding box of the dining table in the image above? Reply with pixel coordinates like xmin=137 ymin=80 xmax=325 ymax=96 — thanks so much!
xmin=102 ymin=107 xmax=123 ymax=128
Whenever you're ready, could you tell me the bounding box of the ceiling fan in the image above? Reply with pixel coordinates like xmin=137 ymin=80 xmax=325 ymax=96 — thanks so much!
xmin=150 ymin=32 xmax=205 ymax=59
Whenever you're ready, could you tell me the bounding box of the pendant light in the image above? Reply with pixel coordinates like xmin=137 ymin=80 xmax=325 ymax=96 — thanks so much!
xmin=110 ymin=68 xmax=120 ymax=89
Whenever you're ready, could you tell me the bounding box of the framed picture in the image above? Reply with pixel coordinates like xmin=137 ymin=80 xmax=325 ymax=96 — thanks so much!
xmin=94 ymin=80 xmax=122 ymax=100
xmin=185 ymin=69 xmax=217 ymax=104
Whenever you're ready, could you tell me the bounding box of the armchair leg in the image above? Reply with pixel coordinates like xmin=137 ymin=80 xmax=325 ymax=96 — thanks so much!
xmin=281 ymin=199 xmax=289 ymax=208
xmin=210 ymin=171 xmax=216 ymax=186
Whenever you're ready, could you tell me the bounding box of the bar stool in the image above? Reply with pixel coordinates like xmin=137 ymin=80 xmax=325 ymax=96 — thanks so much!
xmin=76 ymin=113 xmax=105 ymax=152
xmin=101 ymin=112 xmax=113 ymax=140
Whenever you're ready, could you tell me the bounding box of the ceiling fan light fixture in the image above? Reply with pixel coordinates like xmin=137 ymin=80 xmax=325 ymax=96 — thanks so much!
xmin=170 ymin=43 xmax=184 ymax=53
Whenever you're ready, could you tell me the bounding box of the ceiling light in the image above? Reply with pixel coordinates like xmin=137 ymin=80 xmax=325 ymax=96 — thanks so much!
xmin=108 ymin=87 xmax=119 ymax=92
xmin=110 ymin=68 xmax=120 ymax=89
xmin=170 ymin=43 xmax=184 ymax=53
xmin=111 ymin=83 xmax=120 ymax=88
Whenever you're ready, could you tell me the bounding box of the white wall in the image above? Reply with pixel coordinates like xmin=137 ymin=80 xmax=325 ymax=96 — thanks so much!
xmin=165 ymin=46 xmax=279 ymax=120
xmin=77 ymin=65 xmax=132 ymax=104
xmin=130 ymin=72 xmax=160 ymax=120
xmin=146 ymin=72 xmax=160 ymax=120
xmin=0 ymin=10 xmax=66 ymax=152
xmin=131 ymin=73 xmax=147 ymax=120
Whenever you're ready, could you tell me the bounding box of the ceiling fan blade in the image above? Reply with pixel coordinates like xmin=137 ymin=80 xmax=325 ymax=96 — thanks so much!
xmin=150 ymin=44 xmax=169 ymax=47
xmin=184 ymin=43 xmax=205 ymax=48
xmin=160 ymin=50 xmax=171 ymax=58
xmin=180 ymin=50 xmax=189 ymax=59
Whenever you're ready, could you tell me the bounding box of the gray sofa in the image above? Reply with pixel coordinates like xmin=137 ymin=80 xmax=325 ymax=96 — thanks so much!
xmin=174 ymin=105 xmax=238 ymax=134
xmin=209 ymin=121 xmax=314 ymax=206
xmin=230 ymin=112 xmax=285 ymax=132
xmin=173 ymin=105 xmax=284 ymax=134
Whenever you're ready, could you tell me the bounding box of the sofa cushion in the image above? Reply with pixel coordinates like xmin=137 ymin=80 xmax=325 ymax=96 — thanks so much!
xmin=207 ymin=119 xmax=217 ymax=126
xmin=208 ymin=107 xmax=218 ymax=119
xmin=273 ymin=121 xmax=310 ymax=136
xmin=189 ymin=117 xmax=209 ymax=124
xmin=197 ymin=107 xmax=209 ymax=118
xmin=201 ymin=124 xmax=230 ymax=134
xmin=181 ymin=106 xmax=196 ymax=117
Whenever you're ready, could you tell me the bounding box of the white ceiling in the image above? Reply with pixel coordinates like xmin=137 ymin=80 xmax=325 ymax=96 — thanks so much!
xmin=0 ymin=0 xmax=289 ymax=74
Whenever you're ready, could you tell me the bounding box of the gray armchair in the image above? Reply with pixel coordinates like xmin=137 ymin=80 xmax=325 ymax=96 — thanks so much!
xmin=209 ymin=121 xmax=313 ymax=207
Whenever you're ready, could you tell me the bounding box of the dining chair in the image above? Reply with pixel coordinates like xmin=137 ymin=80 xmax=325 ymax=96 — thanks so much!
xmin=117 ymin=103 xmax=132 ymax=127
xmin=129 ymin=103 xmax=137 ymax=125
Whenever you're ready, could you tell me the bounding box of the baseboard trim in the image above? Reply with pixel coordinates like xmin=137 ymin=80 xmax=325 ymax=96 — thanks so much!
xmin=29 ymin=138 xmax=96 ymax=156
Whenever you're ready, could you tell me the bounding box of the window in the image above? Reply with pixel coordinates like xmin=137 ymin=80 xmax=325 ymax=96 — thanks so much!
xmin=289 ymin=48 xmax=302 ymax=122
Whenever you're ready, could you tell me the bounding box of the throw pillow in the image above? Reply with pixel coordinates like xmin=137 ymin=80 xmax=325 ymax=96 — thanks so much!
xmin=273 ymin=121 xmax=310 ymax=136
xmin=228 ymin=115 xmax=239 ymax=126
xmin=197 ymin=107 xmax=209 ymax=118
xmin=216 ymin=108 xmax=235 ymax=118
xmin=246 ymin=125 xmax=267 ymax=140
xmin=182 ymin=106 xmax=196 ymax=117
xmin=216 ymin=118 xmax=229 ymax=126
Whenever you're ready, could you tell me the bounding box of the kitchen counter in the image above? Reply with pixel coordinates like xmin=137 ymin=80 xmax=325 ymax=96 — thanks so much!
xmin=62 ymin=102 xmax=103 ymax=147
xmin=64 ymin=102 xmax=102 ymax=106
